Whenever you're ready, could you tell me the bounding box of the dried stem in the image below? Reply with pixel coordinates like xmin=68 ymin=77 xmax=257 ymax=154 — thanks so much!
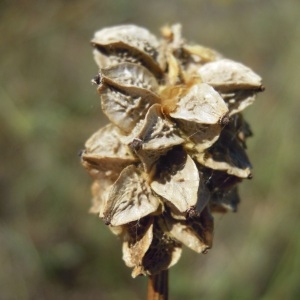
xmin=147 ymin=270 xmax=168 ymax=300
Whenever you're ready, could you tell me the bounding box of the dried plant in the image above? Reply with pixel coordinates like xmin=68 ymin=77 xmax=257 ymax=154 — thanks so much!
xmin=81 ymin=24 xmax=263 ymax=282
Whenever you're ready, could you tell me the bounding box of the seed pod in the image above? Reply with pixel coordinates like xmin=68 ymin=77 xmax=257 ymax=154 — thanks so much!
xmin=222 ymin=89 xmax=258 ymax=115
xmin=128 ymin=104 xmax=185 ymax=172
xmin=92 ymin=25 xmax=164 ymax=77
xmin=89 ymin=178 xmax=114 ymax=216
xmin=198 ymin=59 xmax=263 ymax=92
xmin=122 ymin=217 xmax=154 ymax=276
xmin=139 ymin=217 xmax=182 ymax=276
xmin=102 ymin=165 xmax=161 ymax=226
xmin=196 ymin=127 xmax=252 ymax=178
xmin=226 ymin=114 xmax=253 ymax=148
xmin=97 ymin=62 xmax=159 ymax=92
xmin=169 ymin=83 xmax=229 ymax=152
xmin=204 ymin=169 xmax=242 ymax=192
xmin=181 ymin=122 xmax=222 ymax=153
xmin=81 ymin=124 xmax=137 ymax=178
xmin=151 ymin=148 xmax=199 ymax=214
xmin=210 ymin=186 xmax=240 ymax=213
xmin=183 ymin=44 xmax=221 ymax=63
xmin=170 ymin=83 xmax=229 ymax=125
xmin=166 ymin=206 xmax=213 ymax=253
xmin=94 ymin=63 xmax=161 ymax=133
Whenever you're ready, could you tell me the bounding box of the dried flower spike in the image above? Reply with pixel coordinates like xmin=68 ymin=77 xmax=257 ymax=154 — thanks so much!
xmin=81 ymin=24 xmax=263 ymax=278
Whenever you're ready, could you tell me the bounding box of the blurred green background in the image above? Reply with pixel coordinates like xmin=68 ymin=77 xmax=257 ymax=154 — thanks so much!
xmin=1 ymin=0 xmax=299 ymax=299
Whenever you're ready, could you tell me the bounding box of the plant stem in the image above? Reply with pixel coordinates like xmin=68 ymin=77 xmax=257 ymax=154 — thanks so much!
xmin=147 ymin=270 xmax=168 ymax=300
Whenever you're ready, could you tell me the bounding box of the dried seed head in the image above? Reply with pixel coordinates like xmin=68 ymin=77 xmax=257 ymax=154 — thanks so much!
xmin=81 ymin=24 xmax=263 ymax=277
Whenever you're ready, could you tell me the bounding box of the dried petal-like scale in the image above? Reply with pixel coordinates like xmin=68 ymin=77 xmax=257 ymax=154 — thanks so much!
xmin=194 ymin=172 xmax=211 ymax=214
xmin=90 ymin=178 xmax=114 ymax=216
xmin=165 ymin=51 xmax=182 ymax=85
xmin=196 ymin=126 xmax=252 ymax=178
xmin=222 ymin=90 xmax=257 ymax=115
xmin=170 ymin=83 xmax=229 ymax=125
xmin=180 ymin=122 xmax=222 ymax=153
xmin=81 ymin=124 xmax=137 ymax=177
xmin=187 ymin=206 xmax=214 ymax=249
xmin=169 ymin=83 xmax=228 ymax=153
xmin=122 ymin=217 xmax=154 ymax=276
xmin=162 ymin=23 xmax=184 ymax=50
xmin=226 ymin=114 xmax=253 ymax=148
xmin=210 ymin=186 xmax=240 ymax=213
xmin=134 ymin=104 xmax=184 ymax=150
xmin=129 ymin=104 xmax=185 ymax=172
xmin=166 ymin=206 xmax=213 ymax=253
xmin=198 ymin=59 xmax=263 ymax=92
xmin=204 ymin=168 xmax=242 ymax=192
xmin=161 ymin=24 xmax=196 ymax=84
xmin=95 ymin=63 xmax=160 ymax=132
xmin=161 ymin=24 xmax=222 ymax=80
xmin=140 ymin=217 xmax=182 ymax=276
xmin=151 ymin=147 xmax=200 ymax=214
xmin=103 ymin=165 xmax=161 ymax=226
xmin=98 ymin=62 xmax=159 ymax=92
xmin=92 ymin=25 xmax=164 ymax=77
xmin=92 ymin=25 xmax=160 ymax=60
xmin=183 ymin=44 xmax=220 ymax=63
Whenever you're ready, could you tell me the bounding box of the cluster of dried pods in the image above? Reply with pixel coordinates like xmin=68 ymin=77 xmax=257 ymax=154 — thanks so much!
xmin=81 ymin=24 xmax=264 ymax=277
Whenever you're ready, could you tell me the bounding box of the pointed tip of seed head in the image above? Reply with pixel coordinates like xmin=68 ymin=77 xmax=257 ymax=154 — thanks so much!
xmin=78 ymin=149 xmax=85 ymax=157
xmin=202 ymin=247 xmax=210 ymax=254
xmin=186 ymin=206 xmax=200 ymax=219
xmin=102 ymin=216 xmax=111 ymax=226
xmin=129 ymin=138 xmax=143 ymax=153
xmin=91 ymin=74 xmax=101 ymax=85
xmin=220 ymin=114 xmax=230 ymax=126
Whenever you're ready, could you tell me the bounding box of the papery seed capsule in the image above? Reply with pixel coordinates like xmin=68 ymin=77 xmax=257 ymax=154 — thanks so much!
xmin=95 ymin=63 xmax=161 ymax=133
xmin=198 ymin=59 xmax=263 ymax=92
xmin=81 ymin=124 xmax=137 ymax=178
xmin=102 ymin=165 xmax=160 ymax=226
xmin=170 ymin=83 xmax=229 ymax=125
xmin=92 ymin=25 xmax=165 ymax=77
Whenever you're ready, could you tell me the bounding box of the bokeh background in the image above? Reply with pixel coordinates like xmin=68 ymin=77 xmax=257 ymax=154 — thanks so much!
xmin=1 ymin=0 xmax=299 ymax=299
